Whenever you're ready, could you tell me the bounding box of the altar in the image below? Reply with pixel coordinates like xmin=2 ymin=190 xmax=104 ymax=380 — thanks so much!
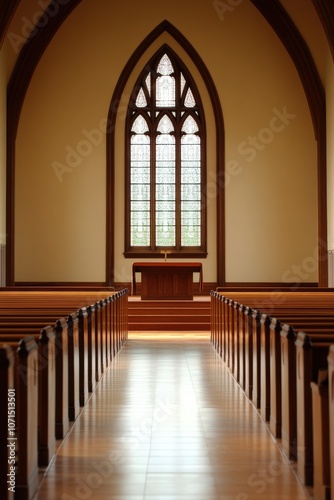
xmin=132 ymin=262 xmax=203 ymax=300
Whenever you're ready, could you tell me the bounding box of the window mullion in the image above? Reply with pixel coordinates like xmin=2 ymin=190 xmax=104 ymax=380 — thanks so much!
xmin=151 ymin=123 xmax=157 ymax=250
xmin=175 ymin=120 xmax=181 ymax=251
xmin=175 ymin=72 xmax=181 ymax=251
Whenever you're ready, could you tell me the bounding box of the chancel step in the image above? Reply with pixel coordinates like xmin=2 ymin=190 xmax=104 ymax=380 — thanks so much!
xmin=128 ymin=296 xmax=210 ymax=331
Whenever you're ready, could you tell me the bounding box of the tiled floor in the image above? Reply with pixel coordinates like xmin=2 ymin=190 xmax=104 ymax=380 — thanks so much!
xmin=35 ymin=332 xmax=310 ymax=499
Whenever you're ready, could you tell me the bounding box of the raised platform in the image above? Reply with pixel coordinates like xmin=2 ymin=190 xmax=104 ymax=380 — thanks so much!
xmin=128 ymin=295 xmax=210 ymax=331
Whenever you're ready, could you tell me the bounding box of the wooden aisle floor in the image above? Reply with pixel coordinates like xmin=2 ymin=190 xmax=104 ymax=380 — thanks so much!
xmin=34 ymin=332 xmax=310 ymax=500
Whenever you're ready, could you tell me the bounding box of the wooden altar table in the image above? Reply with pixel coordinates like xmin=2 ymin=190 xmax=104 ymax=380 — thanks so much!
xmin=132 ymin=262 xmax=203 ymax=300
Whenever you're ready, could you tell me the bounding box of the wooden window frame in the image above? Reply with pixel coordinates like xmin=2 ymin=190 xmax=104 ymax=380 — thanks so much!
xmin=124 ymin=46 xmax=207 ymax=259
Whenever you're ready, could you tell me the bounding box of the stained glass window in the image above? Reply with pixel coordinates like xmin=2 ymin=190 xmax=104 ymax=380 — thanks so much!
xmin=130 ymin=116 xmax=150 ymax=246
xmin=125 ymin=48 xmax=206 ymax=255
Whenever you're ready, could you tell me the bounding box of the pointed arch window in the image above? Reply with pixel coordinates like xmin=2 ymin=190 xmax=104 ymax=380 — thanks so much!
xmin=124 ymin=48 xmax=207 ymax=257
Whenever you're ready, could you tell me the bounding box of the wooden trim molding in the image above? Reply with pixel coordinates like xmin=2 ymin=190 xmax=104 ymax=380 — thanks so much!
xmin=0 ymin=0 xmax=20 ymax=48
xmin=311 ymin=0 xmax=334 ymax=61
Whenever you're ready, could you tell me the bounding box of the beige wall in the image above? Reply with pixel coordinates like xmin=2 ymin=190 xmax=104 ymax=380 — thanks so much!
xmin=0 ymin=46 xmax=6 ymax=245
xmin=327 ymin=50 xmax=334 ymax=251
xmin=13 ymin=0 xmax=319 ymax=283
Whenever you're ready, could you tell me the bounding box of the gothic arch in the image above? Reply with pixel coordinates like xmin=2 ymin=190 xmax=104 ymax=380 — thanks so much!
xmin=5 ymin=5 xmax=327 ymax=286
xmin=106 ymin=20 xmax=225 ymax=285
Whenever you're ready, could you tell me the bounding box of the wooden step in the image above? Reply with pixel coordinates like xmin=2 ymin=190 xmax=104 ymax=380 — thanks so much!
xmin=130 ymin=322 xmax=210 ymax=331
xmin=130 ymin=314 xmax=209 ymax=323
xmin=128 ymin=296 xmax=211 ymax=331
xmin=129 ymin=300 xmax=209 ymax=308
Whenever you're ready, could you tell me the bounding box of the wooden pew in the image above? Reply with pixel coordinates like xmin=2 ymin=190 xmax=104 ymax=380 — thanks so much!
xmin=258 ymin=310 xmax=334 ymax=488
xmin=296 ymin=332 xmax=334 ymax=486
xmin=0 ymin=289 xmax=129 ymax=500
xmin=269 ymin=321 xmax=334 ymax=463
xmin=310 ymin=371 xmax=330 ymax=500
xmin=280 ymin=328 xmax=334 ymax=480
xmin=0 ymin=314 xmax=81 ymax=425
xmin=259 ymin=313 xmax=271 ymax=422
xmin=37 ymin=327 xmax=56 ymax=467
xmin=280 ymin=324 xmax=298 ymax=461
xmin=0 ymin=289 xmax=121 ymax=367
xmin=100 ymin=298 xmax=109 ymax=372
xmin=238 ymin=303 xmax=247 ymax=392
xmin=268 ymin=317 xmax=283 ymax=438
xmin=0 ymin=337 xmax=39 ymax=500
xmin=87 ymin=304 xmax=96 ymax=393
xmin=54 ymin=318 xmax=69 ymax=440
xmin=243 ymin=306 xmax=253 ymax=400
xmin=0 ymin=344 xmax=15 ymax=500
xmin=210 ymin=290 xmax=334 ymax=392
xmin=0 ymin=309 xmax=90 ymax=412
xmin=219 ymin=295 xmax=227 ymax=360
xmin=0 ymin=329 xmax=56 ymax=468
xmin=94 ymin=300 xmax=103 ymax=381
xmin=236 ymin=307 xmax=288 ymax=429
xmin=78 ymin=308 xmax=88 ymax=407
xmin=327 ymin=345 xmax=334 ymax=500
xmin=232 ymin=300 xmax=241 ymax=384
xmin=0 ymin=318 xmax=71 ymax=443
xmin=67 ymin=313 xmax=80 ymax=421
xmin=210 ymin=290 xmax=218 ymax=347
xmin=251 ymin=309 xmax=261 ymax=409
xmin=216 ymin=292 xmax=223 ymax=354
xmin=210 ymin=290 xmax=334 ymax=496
xmin=261 ymin=314 xmax=334 ymax=429
xmin=16 ymin=336 xmax=39 ymax=500
xmin=3 ymin=290 xmax=129 ymax=398
xmin=210 ymin=292 xmax=334 ymax=323
xmin=0 ymin=289 xmax=129 ymax=395
xmin=225 ymin=298 xmax=233 ymax=369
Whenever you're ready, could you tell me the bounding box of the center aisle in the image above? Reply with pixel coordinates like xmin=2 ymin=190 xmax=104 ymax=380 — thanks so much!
xmin=35 ymin=332 xmax=309 ymax=500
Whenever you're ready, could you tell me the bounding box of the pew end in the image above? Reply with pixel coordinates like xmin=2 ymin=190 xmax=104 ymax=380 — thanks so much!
xmin=328 ymin=346 xmax=334 ymax=500
xmin=16 ymin=336 xmax=39 ymax=500
xmin=311 ymin=373 xmax=330 ymax=500
xmin=0 ymin=344 xmax=15 ymax=500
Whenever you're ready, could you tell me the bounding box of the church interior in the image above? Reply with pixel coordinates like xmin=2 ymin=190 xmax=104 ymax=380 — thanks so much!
xmin=0 ymin=0 xmax=334 ymax=499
